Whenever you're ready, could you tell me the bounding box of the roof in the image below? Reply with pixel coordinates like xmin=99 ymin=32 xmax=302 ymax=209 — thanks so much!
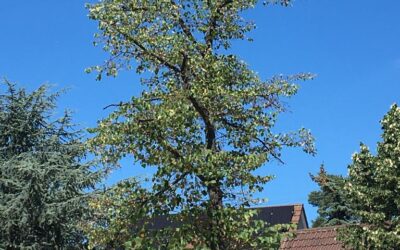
xmin=280 ymin=226 xmax=344 ymax=250
xmin=149 ymin=204 xmax=308 ymax=230
xmin=253 ymin=204 xmax=308 ymax=229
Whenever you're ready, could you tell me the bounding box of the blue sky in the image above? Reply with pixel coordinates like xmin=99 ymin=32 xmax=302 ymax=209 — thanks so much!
xmin=1 ymin=0 xmax=399 ymax=224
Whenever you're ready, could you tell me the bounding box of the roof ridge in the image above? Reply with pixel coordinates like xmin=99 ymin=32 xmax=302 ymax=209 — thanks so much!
xmin=282 ymin=235 xmax=338 ymax=241
xmin=295 ymin=225 xmax=345 ymax=232
xmin=252 ymin=203 xmax=303 ymax=209
xmin=281 ymin=239 xmax=341 ymax=245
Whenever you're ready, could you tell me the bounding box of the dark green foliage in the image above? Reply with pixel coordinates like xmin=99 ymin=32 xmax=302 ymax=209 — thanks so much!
xmin=308 ymin=165 xmax=356 ymax=227
xmin=0 ymin=81 xmax=102 ymax=249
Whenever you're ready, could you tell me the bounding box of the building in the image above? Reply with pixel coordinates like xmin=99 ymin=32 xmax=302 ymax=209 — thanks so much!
xmin=252 ymin=204 xmax=343 ymax=249
xmin=151 ymin=203 xmax=344 ymax=249
xmin=253 ymin=204 xmax=308 ymax=230
xmin=150 ymin=204 xmax=309 ymax=231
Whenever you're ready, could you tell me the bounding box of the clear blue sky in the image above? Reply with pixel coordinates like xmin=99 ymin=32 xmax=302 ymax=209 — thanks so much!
xmin=1 ymin=0 xmax=399 ymax=224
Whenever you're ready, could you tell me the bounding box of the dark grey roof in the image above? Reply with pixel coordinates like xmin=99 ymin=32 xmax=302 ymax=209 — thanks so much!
xmin=147 ymin=204 xmax=308 ymax=230
xmin=254 ymin=205 xmax=296 ymax=225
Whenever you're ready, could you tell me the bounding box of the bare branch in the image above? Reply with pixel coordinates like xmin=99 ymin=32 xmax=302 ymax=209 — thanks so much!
xmin=103 ymin=102 xmax=124 ymax=110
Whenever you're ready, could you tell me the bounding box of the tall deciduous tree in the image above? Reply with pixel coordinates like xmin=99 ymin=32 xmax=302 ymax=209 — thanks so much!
xmin=0 ymin=81 xmax=102 ymax=249
xmin=86 ymin=0 xmax=315 ymax=249
xmin=338 ymin=104 xmax=400 ymax=249
xmin=308 ymin=165 xmax=356 ymax=228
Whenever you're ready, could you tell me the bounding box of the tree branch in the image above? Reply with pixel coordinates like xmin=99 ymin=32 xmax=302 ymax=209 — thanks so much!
xmin=205 ymin=0 xmax=233 ymax=50
xmin=220 ymin=117 xmax=285 ymax=164
xmin=137 ymin=132 xmax=191 ymax=206
xmin=179 ymin=51 xmax=216 ymax=150
xmin=114 ymin=27 xmax=181 ymax=73
xmin=170 ymin=0 xmax=206 ymax=57
xmin=103 ymin=102 xmax=124 ymax=110
xmin=188 ymin=96 xmax=215 ymax=150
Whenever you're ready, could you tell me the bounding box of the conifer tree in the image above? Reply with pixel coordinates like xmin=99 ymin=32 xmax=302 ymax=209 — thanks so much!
xmin=308 ymin=165 xmax=356 ymax=227
xmin=86 ymin=0 xmax=315 ymax=249
xmin=0 ymin=81 xmax=102 ymax=249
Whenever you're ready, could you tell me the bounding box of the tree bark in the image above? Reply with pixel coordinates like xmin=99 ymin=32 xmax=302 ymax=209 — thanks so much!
xmin=207 ymin=183 xmax=225 ymax=250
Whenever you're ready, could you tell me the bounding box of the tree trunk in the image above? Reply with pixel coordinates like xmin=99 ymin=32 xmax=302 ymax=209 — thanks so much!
xmin=207 ymin=183 xmax=225 ymax=250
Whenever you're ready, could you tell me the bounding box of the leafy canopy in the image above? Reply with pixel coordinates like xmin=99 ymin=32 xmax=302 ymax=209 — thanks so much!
xmin=0 ymin=81 xmax=102 ymax=249
xmin=86 ymin=0 xmax=315 ymax=249
xmin=338 ymin=104 xmax=400 ymax=249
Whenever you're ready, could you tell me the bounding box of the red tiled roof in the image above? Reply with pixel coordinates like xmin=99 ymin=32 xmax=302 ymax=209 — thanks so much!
xmin=280 ymin=226 xmax=344 ymax=250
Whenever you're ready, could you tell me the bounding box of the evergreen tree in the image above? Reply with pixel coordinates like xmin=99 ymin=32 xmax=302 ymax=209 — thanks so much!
xmin=308 ymin=165 xmax=356 ymax=227
xmin=338 ymin=104 xmax=400 ymax=249
xmin=85 ymin=0 xmax=315 ymax=249
xmin=0 ymin=81 xmax=102 ymax=249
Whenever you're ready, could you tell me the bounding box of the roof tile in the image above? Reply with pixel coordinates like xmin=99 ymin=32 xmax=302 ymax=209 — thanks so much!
xmin=280 ymin=226 xmax=343 ymax=250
